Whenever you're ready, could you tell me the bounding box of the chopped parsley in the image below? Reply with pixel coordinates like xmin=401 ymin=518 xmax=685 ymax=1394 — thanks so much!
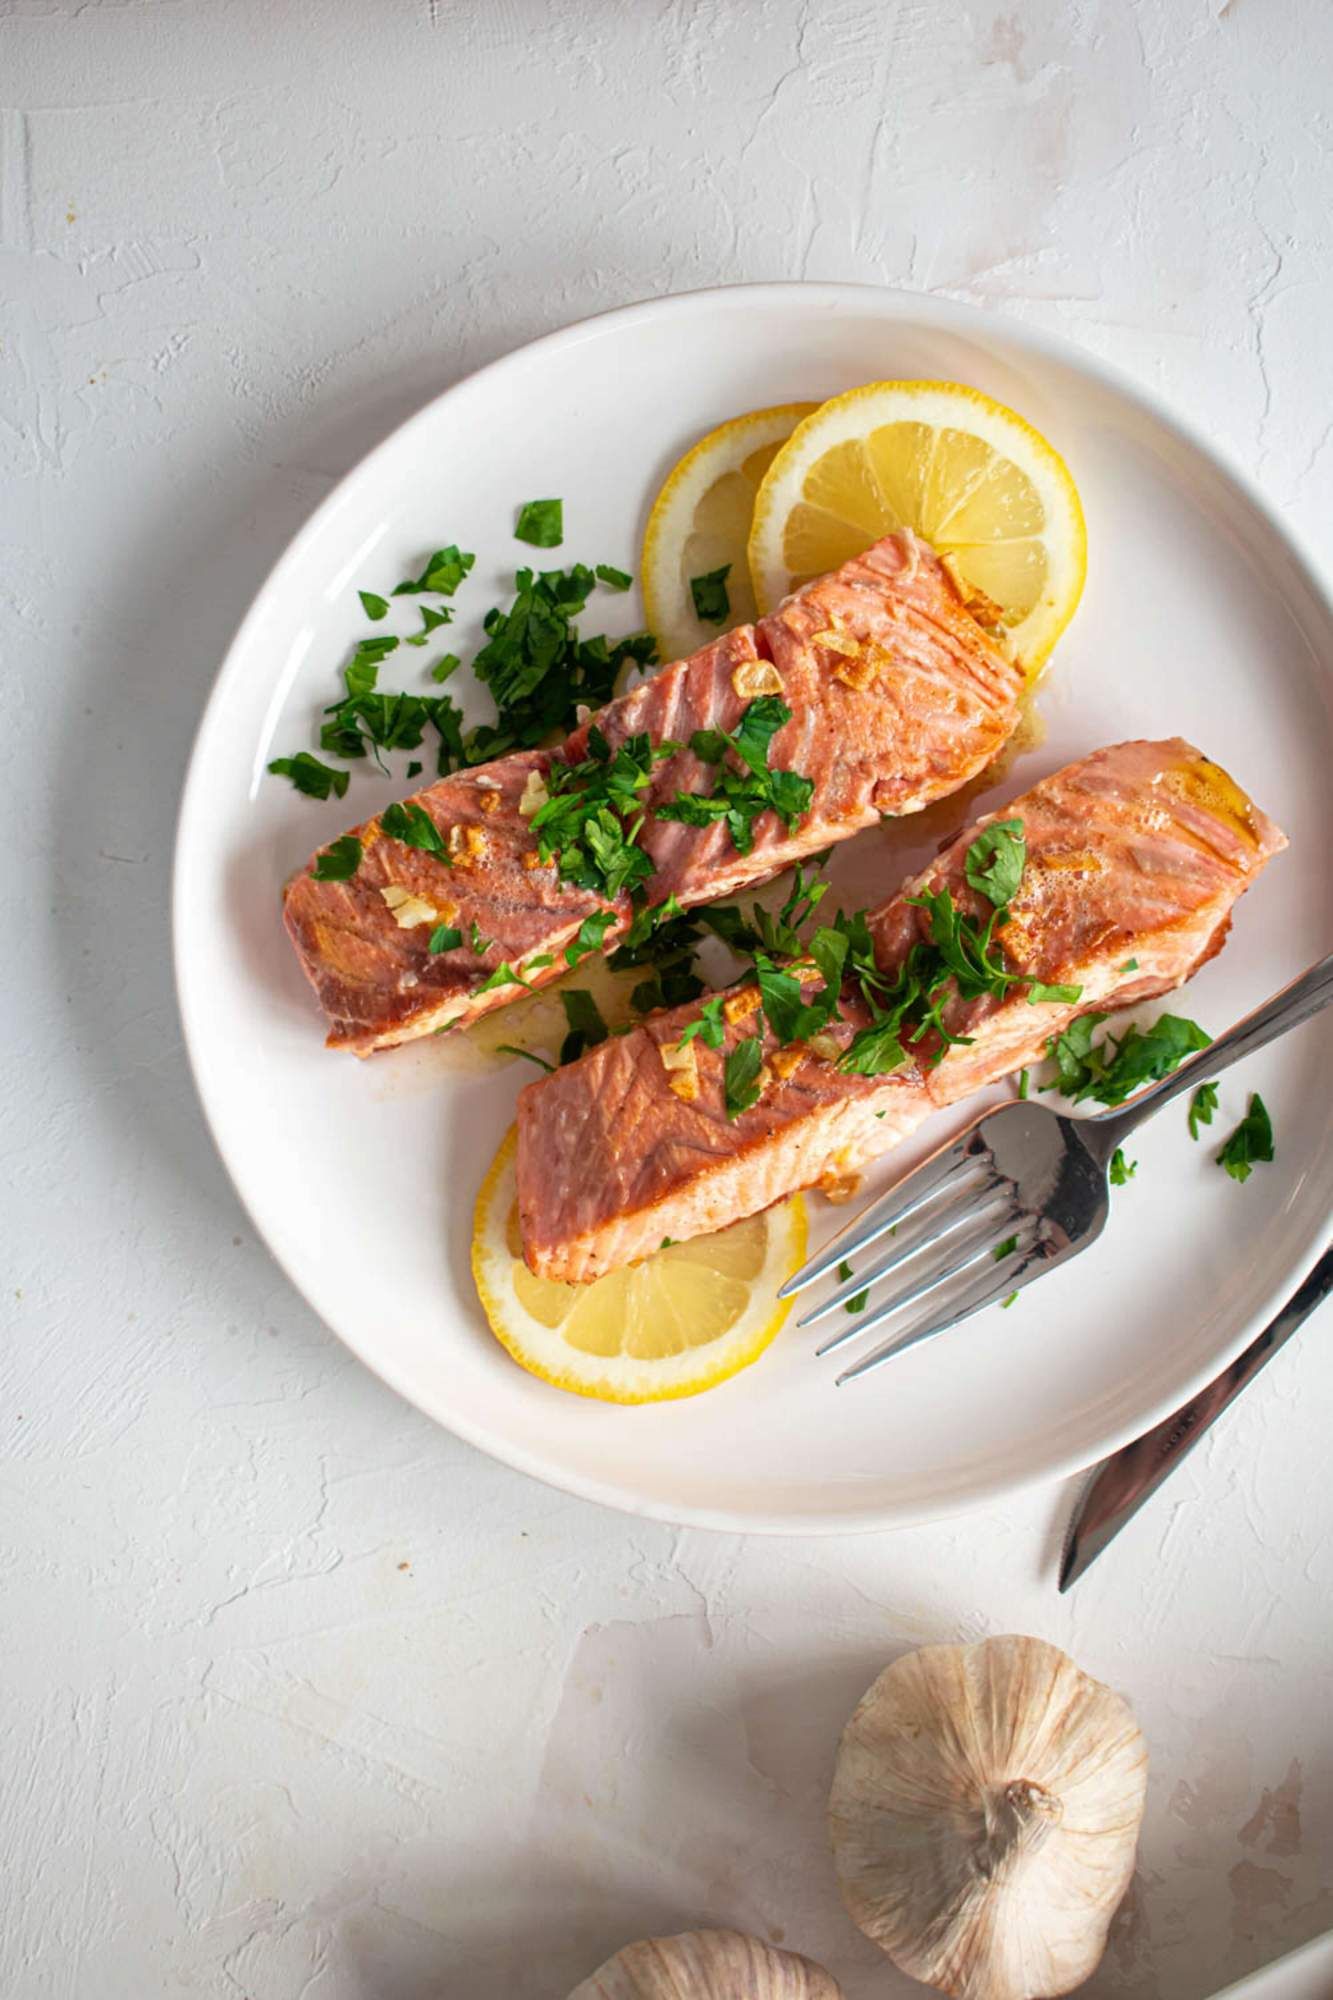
xmin=515 ymin=498 xmax=563 ymax=548
xmin=1216 ymin=1093 xmax=1274 ymax=1183
xmin=676 ymin=993 xmax=727 ymax=1051
xmin=267 ymin=752 xmax=349 ymax=801
xmin=359 ymin=590 xmax=390 ymax=621
xmin=468 ymin=565 xmax=656 ymax=763
xmin=1000 ymin=1290 xmax=1019 ymax=1309
xmin=595 ymin=563 xmax=633 ymax=592
xmin=497 ymin=1045 xmax=555 ymax=1073
xmin=559 ymin=988 xmax=609 ymax=1065
xmin=723 ymin=1036 xmax=765 ymax=1119
xmin=845 ymin=1287 xmax=869 ymax=1314
xmin=428 ymin=923 xmax=463 ymax=954
xmin=1042 ymin=1012 xmax=1211 ymax=1107
xmin=963 ymin=818 xmax=1025 ymax=907
xmin=690 ymin=564 xmax=731 ymax=624
xmin=836 ymin=1260 xmax=854 ymax=1282
xmin=393 ymin=545 xmax=475 ymax=596
xmin=310 ymin=834 xmax=362 ymax=881
xmin=431 ymin=653 xmax=462 ymax=685
xmin=477 ymin=962 xmax=533 ymax=995
xmin=1121 ymin=957 xmax=1140 ymax=972
xmin=380 ymin=800 xmax=446 ymax=856
xmin=529 ymin=727 xmax=666 ymax=902
xmin=1109 ymin=1148 xmax=1137 ymax=1186
xmin=565 ymin=909 xmax=620 ymax=968
xmin=993 ymin=1235 xmax=1018 ymax=1260
xmin=406 ymin=760 xmax=423 ymax=779
xmin=469 ymin=920 xmax=493 ymax=954
xmin=1188 ymin=1080 xmax=1220 ymax=1140
xmin=404 ymin=605 xmax=453 ymax=647
xmin=658 ymin=696 xmax=814 ymax=855
xmin=1016 ymin=1067 xmax=1029 ymax=1100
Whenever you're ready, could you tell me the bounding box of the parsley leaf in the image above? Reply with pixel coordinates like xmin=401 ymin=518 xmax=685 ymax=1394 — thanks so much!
xmin=1016 ymin=1067 xmax=1029 ymax=1100
xmin=1216 ymin=1093 xmax=1274 ymax=1183
xmin=428 ymin=923 xmax=462 ymax=954
xmin=405 ymin=604 xmax=454 ymax=647
xmin=559 ymin=988 xmax=609 ymax=1065
xmin=1000 ymin=1290 xmax=1019 ymax=1309
xmin=393 ymin=545 xmax=475 ymax=596
xmin=1188 ymin=1080 xmax=1219 ymax=1140
xmin=515 ymin=498 xmax=563 ymax=548
xmin=845 ymin=1287 xmax=869 ymax=1314
xmin=359 ymin=590 xmax=390 ymax=622
xmin=1109 ymin=1148 xmax=1137 ymax=1186
xmin=658 ymin=698 xmax=813 ymax=856
xmin=595 ymin=563 xmax=632 ymax=591
xmin=964 ymin=818 xmax=1026 ymax=908
xmin=690 ymin=565 xmax=731 ymax=624
xmin=267 ymin=752 xmax=349 ymax=801
xmin=565 ymin=909 xmax=619 ymax=967
xmin=380 ymin=800 xmax=446 ymax=855
xmin=497 ymin=1045 xmax=555 ymax=1073
xmin=675 ymin=994 xmax=728 ymax=1052
xmin=311 ymin=834 xmax=362 ymax=880
xmin=993 ymin=1235 xmax=1018 ymax=1260
xmin=723 ymin=1036 xmax=765 ymax=1119
xmin=477 ymin=961 xmax=533 ymax=995
xmin=1043 ymin=1013 xmax=1210 ymax=1107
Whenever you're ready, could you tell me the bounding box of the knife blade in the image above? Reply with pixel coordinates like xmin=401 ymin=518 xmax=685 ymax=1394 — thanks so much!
xmin=1059 ymin=1248 xmax=1333 ymax=1591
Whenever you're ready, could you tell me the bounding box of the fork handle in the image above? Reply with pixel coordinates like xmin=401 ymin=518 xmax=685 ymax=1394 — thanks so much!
xmin=1092 ymin=950 xmax=1333 ymax=1145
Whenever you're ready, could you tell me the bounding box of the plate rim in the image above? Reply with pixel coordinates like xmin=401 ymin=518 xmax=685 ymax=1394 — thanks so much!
xmin=173 ymin=279 xmax=1333 ymax=1534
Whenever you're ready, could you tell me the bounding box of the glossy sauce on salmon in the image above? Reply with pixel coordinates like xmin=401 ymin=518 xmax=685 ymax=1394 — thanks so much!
xmin=515 ymin=739 xmax=1286 ymax=1283
xmin=282 ymin=533 xmax=1021 ymax=1053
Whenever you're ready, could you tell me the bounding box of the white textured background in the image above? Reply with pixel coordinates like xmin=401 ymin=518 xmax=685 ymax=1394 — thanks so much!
xmin=3 ymin=2 xmax=1332 ymax=1996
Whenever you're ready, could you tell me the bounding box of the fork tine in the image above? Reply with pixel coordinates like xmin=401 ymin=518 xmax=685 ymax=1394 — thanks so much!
xmin=836 ymin=1249 xmax=1047 ymax=1384
xmin=796 ymin=1181 xmax=1009 ymax=1329
xmin=815 ymin=1208 xmax=1023 ymax=1358
xmin=777 ymin=1129 xmax=988 ymax=1299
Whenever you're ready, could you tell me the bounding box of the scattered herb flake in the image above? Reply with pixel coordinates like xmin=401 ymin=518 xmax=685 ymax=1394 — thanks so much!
xmin=595 ymin=563 xmax=633 ymax=591
xmin=267 ymin=752 xmax=350 ymax=801
xmin=723 ymin=1036 xmax=765 ymax=1119
xmin=964 ymin=818 xmax=1026 ymax=908
xmin=559 ymin=988 xmax=609 ymax=1065
xmin=1016 ymin=1067 xmax=1029 ymax=1100
xmin=406 ymin=760 xmax=422 ymax=778
xmin=394 ymin=545 xmax=475 ymax=596
xmin=1216 ymin=1093 xmax=1274 ymax=1183
xmin=565 ymin=909 xmax=619 ymax=968
xmin=477 ymin=961 xmax=532 ymax=995
xmin=1042 ymin=1012 xmax=1210 ymax=1107
xmin=1188 ymin=1080 xmax=1220 ymax=1140
xmin=1000 ymin=1290 xmax=1019 ymax=1309
xmin=1109 ymin=1148 xmax=1137 ymax=1186
xmin=690 ymin=564 xmax=731 ymax=624
xmin=380 ymin=800 xmax=446 ymax=855
xmin=358 ymin=590 xmax=390 ymax=622
xmin=845 ymin=1288 xmax=869 ymax=1314
xmin=497 ymin=1045 xmax=555 ymax=1073
xmin=515 ymin=498 xmax=564 ymax=548
xmin=1121 ymin=957 xmax=1140 ymax=972
xmin=428 ymin=923 xmax=463 ymax=954
xmin=311 ymin=834 xmax=362 ymax=880
xmin=837 ymin=1260 xmax=854 ymax=1282
xmin=993 ymin=1235 xmax=1018 ymax=1261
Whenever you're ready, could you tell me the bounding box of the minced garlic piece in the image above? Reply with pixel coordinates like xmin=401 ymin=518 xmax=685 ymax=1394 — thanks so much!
xmin=811 ymin=627 xmax=861 ymax=658
xmin=722 ymin=987 xmax=761 ymax=1026
xmin=756 ymin=1063 xmax=774 ymax=1097
xmin=518 ymin=769 xmax=549 ymax=819
xmin=379 ymin=884 xmax=439 ymax=929
xmin=770 ymin=1044 xmax=805 ymax=1080
xmin=659 ymin=1037 xmax=699 ymax=1103
xmin=731 ymin=658 xmax=784 ymax=700
xmin=447 ymin=823 xmax=489 ymax=869
xmin=476 ymin=786 xmax=502 ymax=814
xmin=806 ymin=1031 xmax=841 ymax=1063
xmin=820 ymin=1169 xmax=862 ymax=1204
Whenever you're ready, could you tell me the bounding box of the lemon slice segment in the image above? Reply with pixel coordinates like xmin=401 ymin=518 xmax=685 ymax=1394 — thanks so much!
xmin=747 ymin=380 xmax=1086 ymax=676
xmin=641 ymin=401 xmax=818 ymax=663
xmin=472 ymin=1128 xmax=806 ymax=1402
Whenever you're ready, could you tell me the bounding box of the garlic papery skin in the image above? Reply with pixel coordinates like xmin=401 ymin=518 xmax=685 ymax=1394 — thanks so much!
xmin=567 ymin=1927 xmax=844 ymax=1999
xmin=828 ymin=1635 xmax=1148 ymax=2000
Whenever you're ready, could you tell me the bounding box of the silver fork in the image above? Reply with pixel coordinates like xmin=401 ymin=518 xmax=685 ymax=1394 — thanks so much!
xmin=779 ymin=952 xmax=1333 ymax=1383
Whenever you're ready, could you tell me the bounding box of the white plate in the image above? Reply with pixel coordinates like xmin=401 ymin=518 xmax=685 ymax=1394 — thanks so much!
xmin=174 ymin=283 xmax=1333 ymax=1532
xmin=1209 ymin=1930 xmax=1333 ymax=2000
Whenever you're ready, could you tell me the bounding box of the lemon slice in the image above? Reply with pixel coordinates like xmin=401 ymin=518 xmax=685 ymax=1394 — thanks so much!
xmin=641 ymin=402 xmax=818 ymax=663
xmin=472 ymin=1128 xmax=807 ymax=1402
xmin=747 ymin=380 xmax=1086 ymax=676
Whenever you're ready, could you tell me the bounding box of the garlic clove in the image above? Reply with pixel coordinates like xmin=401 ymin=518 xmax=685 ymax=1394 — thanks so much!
xmin=829 ymin=1635 xmax=1148 ymax=2000
xmin=566 ymin=1928 xmax=843 ymax=1999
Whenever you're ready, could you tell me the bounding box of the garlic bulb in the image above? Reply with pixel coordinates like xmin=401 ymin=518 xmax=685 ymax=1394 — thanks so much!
xmin=567 ymin=1928 xmax=843 ymax=1999
xmin=829 ymin=1635 xmax=1147 ymax=2000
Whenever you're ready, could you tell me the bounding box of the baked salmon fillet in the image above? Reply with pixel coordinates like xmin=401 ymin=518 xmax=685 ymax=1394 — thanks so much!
xmin=283 ymin=532 xmax=1021 ymax=1053
xmin=516 ymin=739 xmax=1285 ymax=1283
